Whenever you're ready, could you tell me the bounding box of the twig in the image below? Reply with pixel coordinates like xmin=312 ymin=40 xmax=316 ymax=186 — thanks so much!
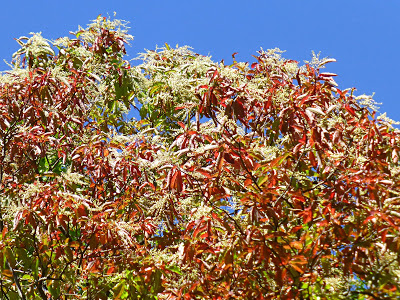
xmin=181 ymin=166 xmax=245 ymax=236
xmin=6 ymin=262 xmax=26 ymax=300
xmin=273 ymin=151 xmax=305 ymax=208
xmin=234 ymin=140 xmax=262 ymax=193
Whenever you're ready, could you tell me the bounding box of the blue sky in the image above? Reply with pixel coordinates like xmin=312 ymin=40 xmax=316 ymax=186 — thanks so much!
xmin=1 ymin=1 xmax=399 ymax=122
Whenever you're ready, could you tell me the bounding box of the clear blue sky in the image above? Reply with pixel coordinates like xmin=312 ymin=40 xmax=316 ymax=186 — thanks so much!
xmin=1 ymin=1 xmax=399 ymax=122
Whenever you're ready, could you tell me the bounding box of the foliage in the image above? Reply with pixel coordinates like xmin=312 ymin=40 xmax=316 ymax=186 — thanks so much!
xmin=1 ymin=16 xmax=400 ymax=299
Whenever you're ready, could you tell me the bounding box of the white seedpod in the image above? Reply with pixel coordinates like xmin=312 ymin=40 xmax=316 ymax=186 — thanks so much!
xmin=141 ymin=127 xmax=157 ymax=136
xmin=23 ymin=106 xmax=33 ymax=114
xmin=90 ymin=73 xmax=102 ymax=82
xmin=326 ymin=105 xmax=338 ymax=115
xmin=306 ymin=107 xmax=326 ymax=116
xmin=305 ymin=109 xmax=315 ymax=123
xmin=2 ymin=118 xmax=10 ymax=128
xmin=326 ymin=77 xmax=338 ymax=86
xmin=297 ymin=93 xmax=308 ymax=100
xmin=392 ymin=149 xmax=398 ymax=163
xmin=202 ymin=144 xmax=219 ymax=152
xmin=158 ymin=164 xmax=174 ymax=171
xmin=379 ymin=180 xmax=394 ymax=185
xmin=59 ymin=77 xmax=71 ymax=88
xmin=318 ymin=58 xmax=337 ymax=67
xmin=176 ymin=148 xmax=190 ymax=158
xmin=319 ymin=72 xmax=338 ymax=78
xmin=34 ymin=145 xmax=42 ymax=155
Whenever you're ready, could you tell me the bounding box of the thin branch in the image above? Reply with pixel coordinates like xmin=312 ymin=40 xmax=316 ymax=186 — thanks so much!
xmin=302 ymin=167 xmax=337 ymax=193
xmin=273 ymin=151 xmax=305 ymax=208
xmin=234 ymin=140 xmax=262 ymax=193
xmin=6 ymin=262 xmax=26 ymax=300
xmin=180 ymin=166 xmax=245 ymax=236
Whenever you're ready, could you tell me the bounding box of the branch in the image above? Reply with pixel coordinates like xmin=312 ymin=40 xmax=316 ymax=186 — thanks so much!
xmin=273 ymin=151 xmax=305 ymax=208
xmin=181 ymin=166 xmax=245 ymax=236
xmin=349 ymin=291 xmax=382 ymax=300
xmin=6 ymin=262 xmax=26 ymax=300
xmin=234 ymin=139 xmax=262 ymax=193
xmin=302 ymin=167 xmax=337 ymax=193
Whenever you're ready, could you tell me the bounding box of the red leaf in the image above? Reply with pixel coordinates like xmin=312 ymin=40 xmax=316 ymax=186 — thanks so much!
xmin=197 ymin=168 xmax=212 ymax=178
xmin=211 ymin=212 xmax=222 ymax=224
xmin=299 ymin=134 xmax=307 ymax=145
xmin=309 ymin=151 xmax=317 ymax=168
xmin=77 ymin=204 xmax=87 ymax=217
xmin=223 ymin=153 xmax=235 ymax=164
xmin=193 ymin=219 xmax=206 ymax=239
xmin=174 ymin=170 xmax=183 ymax=193
xmin=200 ymin=231 xmax=209 ymax=239
xmin=302 ymin=208 xmax=312 ymax=224
xmin=345 ymin=104 xmax=356 ymax=117
xmin=210 ymin=91 xmax=218 ymax=106
xmin=292 ymin=143 xmax=303 ymax=154
xmin=291 ymin=226 xmax=303 ymax=233
xmin=224 ymin=250 xmax=233 ymax=266
xmin=210 ymin=70 xmax=218 ymax=82
xmin=232 ymin=99 xmax=245 ymax=118
xmin=244 ymin=178 xmax=253 ymax=187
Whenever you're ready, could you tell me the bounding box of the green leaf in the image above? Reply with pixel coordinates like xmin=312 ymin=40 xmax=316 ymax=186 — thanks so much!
xmin=257 ymin=174 xmax=269 ymax=186
xmin=140 ymin=106 xmax=148 ymax=119
xmin=108 ymin=100 xmax=117 ymax=112
xmin=32 ymin=258 xmax=39 ymax=280
xmin=165 ymin=265 xmax=182 ymax=275
xmin=38 ymin=157 xmax=49 ymax=174
xmin=269 ymin=118 xmax=280 ymax=145
xmin=148 ymin=82 xmax=164 ymax=97
xmin=7 ymin=291 xmax=19 ymax=300
xmin=15 ymin=248 xmax=28 ymax=266
xmin=4 ymin=247 xmax=16 ymax=268
xmin=113 ymin=280 xmax=126 ymax=299
xmin=47 ymin=281 xmax=61 ymax=298
xmin=151 ymin=269 xmax=163 ymax=293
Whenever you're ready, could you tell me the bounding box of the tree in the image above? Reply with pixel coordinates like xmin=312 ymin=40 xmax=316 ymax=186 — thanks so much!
xmin=1 ymin=16 xmax=400 ymax=299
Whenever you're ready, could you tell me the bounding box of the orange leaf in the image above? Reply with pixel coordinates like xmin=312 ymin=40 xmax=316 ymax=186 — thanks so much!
xmin=290 ymin=263 xmax=304 ymax=274
xmin=193 ymin=218 xmax=206 ymax=239
xmin=302 ymin=209 xmax=312 ymax=224
xmin=2 ymin=269 xmax=13 ymax=278
xmin=107 ymin=266 xmax=116 ymax=275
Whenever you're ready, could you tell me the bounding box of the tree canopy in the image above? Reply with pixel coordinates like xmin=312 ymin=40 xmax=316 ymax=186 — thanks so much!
xmin=1 ymin=16 xmax=400 ymax=299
